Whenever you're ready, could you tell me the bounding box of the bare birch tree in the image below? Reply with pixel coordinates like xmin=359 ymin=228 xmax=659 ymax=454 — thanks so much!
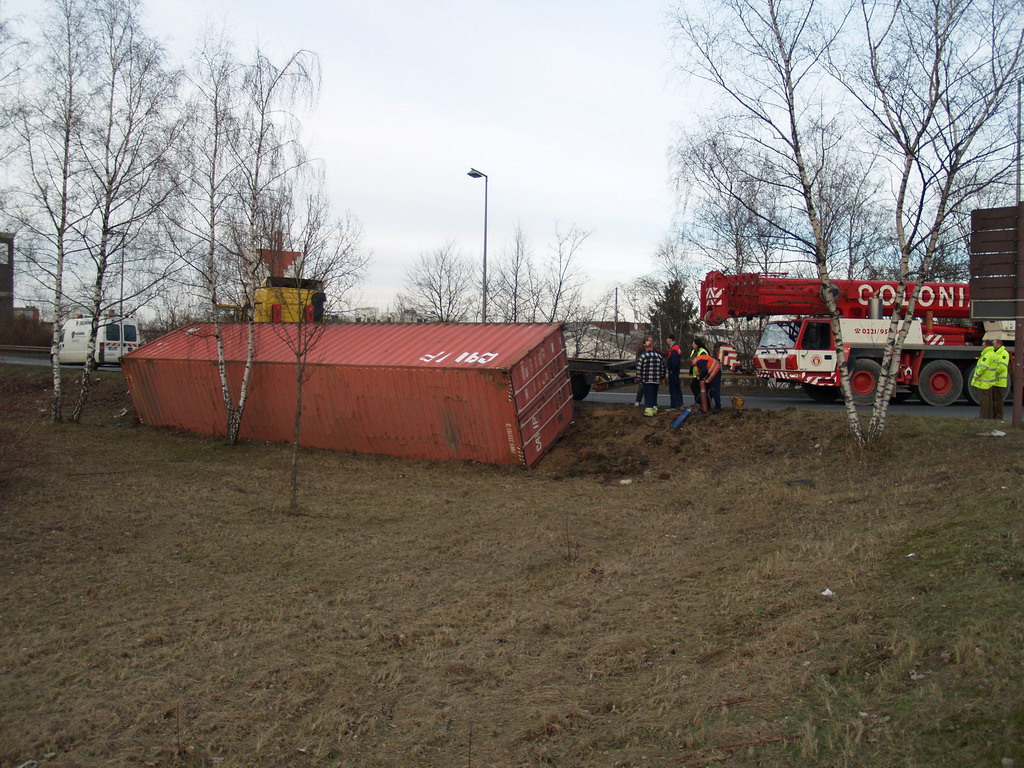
xmin=66 ymin=0 xmax=182 ymax=422
xmin=171 ymin=29 xmax=239 ymax=315
xmin=164 ymin=30 xmax=250 ymax=443
xmin=0 ymin=4 xmax=27 ymax=167
xmin=674 ymin=130 xmax=794 ymax=275
xmin=397 ymin=241 xmax=477 ymax=322
xmin=268 ymin=170 xmax=367 ymax=509
xmin=489 ymin=224 xmax=541 ymax=322
xmin=812 ymin=145 xmax=891 ymax=280
xmin=536 ymin=224 xmax=593 ymax=354
xmin=15 ymin=0 xmax=94 ymax=422
xmin=836 ymin=0 xmax=1024 ymax=439
xmin=540 ymin=223 xmax=590 ymax=322
xmin=673 ymin=0 xmax=871 ymax=440
xmin=216 ymin=47 xmax=318 ymax=444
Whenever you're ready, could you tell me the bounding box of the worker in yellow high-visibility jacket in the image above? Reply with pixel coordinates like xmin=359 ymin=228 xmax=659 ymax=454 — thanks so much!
xmin=970 ymin=338 xmax=1010 ymax=420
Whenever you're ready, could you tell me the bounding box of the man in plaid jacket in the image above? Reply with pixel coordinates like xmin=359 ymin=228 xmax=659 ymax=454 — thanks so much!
xmin=636 ymin=335 xmax=666 ymax=417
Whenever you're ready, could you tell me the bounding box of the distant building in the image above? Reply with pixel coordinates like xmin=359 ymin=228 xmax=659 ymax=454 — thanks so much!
xmin=335 ymin=307 xmax=425 ymax=324
xmin=0 ymin=233 xmax=13 ymax=329
xmin=14 ymin=306 xmax=41 ymax=324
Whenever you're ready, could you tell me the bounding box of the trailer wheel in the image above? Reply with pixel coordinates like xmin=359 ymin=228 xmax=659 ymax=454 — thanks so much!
xmin=570 ymin=373 xmax=592 ymax=401
xmin=802 ymin=383 xmax=840 ymax=403
xmin=964 ymin=363 xmax=1013 ymax=406
xmin=849 ymin=359 xmax=881 ymax=406
xmin=917 ymin=359 xmax=962 ymax=406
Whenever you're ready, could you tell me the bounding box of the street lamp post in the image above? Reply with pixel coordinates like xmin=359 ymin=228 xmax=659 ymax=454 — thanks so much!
xmin=467 ymin=168 xmax=488 ymax=323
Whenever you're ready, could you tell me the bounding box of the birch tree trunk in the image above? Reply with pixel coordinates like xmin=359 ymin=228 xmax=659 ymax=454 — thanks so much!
xmin=18 ymin=0 xmax=95 ymax=423
xmin=289 ymin=325 xmax=305 ymax=510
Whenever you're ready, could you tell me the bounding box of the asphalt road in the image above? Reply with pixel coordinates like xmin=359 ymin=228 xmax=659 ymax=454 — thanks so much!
xmin=0 ymin=354 xmax=122 ymax=372
xmin=585 ymin=385 xmax=983 ymax=419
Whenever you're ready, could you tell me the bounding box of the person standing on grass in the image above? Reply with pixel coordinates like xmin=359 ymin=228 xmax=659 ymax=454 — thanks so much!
xmin=636 ymin=335 xmax=666 ymax=417
xmin=665 ymin=334 xmax=683 ymax=410
xmin=688 ymin=338 xmax=710 ymax=406
xmin=971 ymin=337 xmax=1010 ymax=420
xmin=691 ymin=348 xmax=723 ymax=413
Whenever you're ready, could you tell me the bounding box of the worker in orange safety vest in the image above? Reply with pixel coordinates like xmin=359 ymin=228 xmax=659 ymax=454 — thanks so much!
xmin=691 ymin=351 xmax=722 ymax=413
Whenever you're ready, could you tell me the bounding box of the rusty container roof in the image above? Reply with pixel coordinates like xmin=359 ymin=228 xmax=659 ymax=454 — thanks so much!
xmin=122 ymin=322 xmax=573 ymax=467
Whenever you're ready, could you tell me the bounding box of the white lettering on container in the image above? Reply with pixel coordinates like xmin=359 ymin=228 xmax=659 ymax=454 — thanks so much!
xmin=420 ymin=350 xmax=499 ymax=364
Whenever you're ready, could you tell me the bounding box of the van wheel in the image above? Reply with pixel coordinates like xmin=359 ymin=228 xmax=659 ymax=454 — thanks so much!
xmin=917 ymin=360 xmax=962 ymax=406
xmin=849 ymin=359 xmax=881 ymax=406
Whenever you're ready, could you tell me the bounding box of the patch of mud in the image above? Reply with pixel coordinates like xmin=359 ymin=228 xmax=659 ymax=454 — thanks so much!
xmin=538 ymin=401 xmax=788 ymax=480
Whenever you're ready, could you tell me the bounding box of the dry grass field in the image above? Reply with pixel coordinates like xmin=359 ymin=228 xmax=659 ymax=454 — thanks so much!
xmin=1 ymin=364 xmax=1022 ymax=767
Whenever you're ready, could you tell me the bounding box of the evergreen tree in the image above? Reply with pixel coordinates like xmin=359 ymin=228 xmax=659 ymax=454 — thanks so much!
xmin=648 ymin=277 xmax=697 ymax=349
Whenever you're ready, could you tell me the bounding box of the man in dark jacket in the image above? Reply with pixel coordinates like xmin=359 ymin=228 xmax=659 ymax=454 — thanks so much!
xmin=688 ymin=338 xmax=710 ymax=406
xmin=665 ymin=334 xmax=683 ymax=410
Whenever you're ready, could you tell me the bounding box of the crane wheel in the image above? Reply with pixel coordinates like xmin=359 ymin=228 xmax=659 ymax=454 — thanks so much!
xmin=963 ymin=363 xmax=1012 ymax=406
xmin=802 ymin=383 xmax=840 ymax=403
xmin=917 ymin=360 xmax=962 ymax=407
xmin=849 ymin=359 xmax=881 ymax=406
xmin=962 ymin=363 xmax=981 ymax=405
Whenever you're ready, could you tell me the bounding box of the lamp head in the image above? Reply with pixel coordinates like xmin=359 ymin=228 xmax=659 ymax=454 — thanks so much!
xmin=467 ymin=168 xmax=486 ymax=179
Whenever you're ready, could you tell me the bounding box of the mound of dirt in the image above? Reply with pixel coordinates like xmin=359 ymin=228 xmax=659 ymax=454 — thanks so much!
xmin=538 ymin=400 xmax=843 ymax=481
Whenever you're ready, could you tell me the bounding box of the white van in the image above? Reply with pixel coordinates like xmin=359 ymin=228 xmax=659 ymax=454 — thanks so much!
xmin=58 ymin=316 xmax=140 ymax=365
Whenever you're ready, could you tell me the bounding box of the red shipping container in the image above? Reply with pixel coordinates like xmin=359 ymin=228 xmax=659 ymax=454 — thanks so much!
xmin=122 ymin=322 xmax=574 ymax=467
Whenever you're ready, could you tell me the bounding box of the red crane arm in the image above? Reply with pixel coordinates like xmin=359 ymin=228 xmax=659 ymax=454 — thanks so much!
xmin=699 ymin=271 xmax=971 ymax=325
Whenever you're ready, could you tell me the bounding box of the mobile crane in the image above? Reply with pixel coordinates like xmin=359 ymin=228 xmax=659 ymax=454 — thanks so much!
xmin=699 ymin=271 xmax=1011 ymax=406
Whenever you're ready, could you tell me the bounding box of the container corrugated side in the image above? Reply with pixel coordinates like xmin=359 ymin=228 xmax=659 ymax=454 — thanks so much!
xmin=123 ymin=322 xmax=574 ymax=466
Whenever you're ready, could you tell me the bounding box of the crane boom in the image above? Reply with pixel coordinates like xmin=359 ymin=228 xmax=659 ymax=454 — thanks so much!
xmin=699 ymin=271 xmax=971 ymax=326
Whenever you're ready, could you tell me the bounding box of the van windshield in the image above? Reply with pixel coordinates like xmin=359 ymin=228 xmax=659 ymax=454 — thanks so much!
xmin=758 ymin=321 xmax=802 ymax=350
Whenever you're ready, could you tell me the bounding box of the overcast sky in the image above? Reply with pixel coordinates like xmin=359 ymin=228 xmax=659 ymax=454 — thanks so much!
xmin=10 ymin=0 xmax=694 ymax=314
